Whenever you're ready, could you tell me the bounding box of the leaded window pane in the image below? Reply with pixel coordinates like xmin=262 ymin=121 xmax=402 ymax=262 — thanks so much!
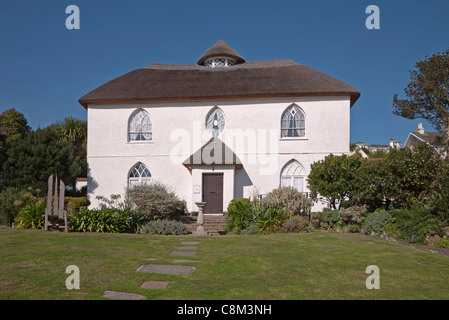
xmin=281 ymin=105 xmax=305 ymax=138
xmin=280 ymin=161 xmax=305 ymax=192
xmin=129 ymin=110 xmax=152 ymax=141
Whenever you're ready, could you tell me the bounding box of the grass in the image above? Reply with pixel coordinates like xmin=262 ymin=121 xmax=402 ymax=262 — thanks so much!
xmin=1 ymin=229 xmax=449 ymax=300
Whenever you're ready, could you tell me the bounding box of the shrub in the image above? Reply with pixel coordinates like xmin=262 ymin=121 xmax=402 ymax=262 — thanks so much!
xmin=126 ymin=182 xmax=185 ymax=220
xmin=348 ymin=224 xmax=361 ymax=233
xmin=323 ymin=210 xmax=341 ymax=228
xmin=261 ymin=186 xmax=312 ymax=216
xmin=138 ymin=219 xmax=189 ymax=235
xmin=257 ymin=206 xmax=289 ymax=233
xmin=0 ymin=187 xmax=37 ymax=226
xmin=239 ymin=222 xmax=260 ymax=235
xmin=69 ymin=208 xmax=130 ymax=233
xmin=436 ymin=238 xmax=449 ymax=249
xmin=387 ymin=208 xmax=443 ymax=244
xmin=14 ymin=201 xmax=46 ymax=230
xmin=281 ymin=215 xmax=308 ymax=233
xmin=225 ymin=198 xmax=252 ymax=233
xmin=362 ymin=210 xmax=391 ymax=236
xmin=340 ymin=205 xmax=367 ymax=226
xmin=65 ymin=196 xmax=90 ymax=214
xmin=310 ymin=211 xmax=326 ymax=229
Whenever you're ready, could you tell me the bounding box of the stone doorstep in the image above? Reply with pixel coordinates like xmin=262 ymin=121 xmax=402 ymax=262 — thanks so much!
xmin=140 ymin=280 xmax=170 ymax=289
xmin=102 ymin=290 xmax=145 ymax=300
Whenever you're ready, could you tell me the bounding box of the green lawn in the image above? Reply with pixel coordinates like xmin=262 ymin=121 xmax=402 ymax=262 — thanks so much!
xmin=1 ymin=229 xmax=449 ymax=300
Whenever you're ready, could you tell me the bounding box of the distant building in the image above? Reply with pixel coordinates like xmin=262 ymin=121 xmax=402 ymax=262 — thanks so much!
xmin=403 ymin=122 xmax=446 ymax=155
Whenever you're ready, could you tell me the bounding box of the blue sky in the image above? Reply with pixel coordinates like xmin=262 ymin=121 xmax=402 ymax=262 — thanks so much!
xmin=1 ymin=0 xmax=448 ymax=145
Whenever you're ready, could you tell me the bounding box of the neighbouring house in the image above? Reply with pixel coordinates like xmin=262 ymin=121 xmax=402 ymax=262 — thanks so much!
xmin=403 ymin=122 xmax=447 ymax=156
xmin=354 ymin=139 xmax=401 ymax=154
xmin=78 ymin=40 xmax=360 ymax=213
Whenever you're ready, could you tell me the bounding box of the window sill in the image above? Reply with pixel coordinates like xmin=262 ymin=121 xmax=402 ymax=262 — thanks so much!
xmin=279 ymin=137 xmax=308 ymax=141
xmin=126 ymin=141 xmax=154 ymax=144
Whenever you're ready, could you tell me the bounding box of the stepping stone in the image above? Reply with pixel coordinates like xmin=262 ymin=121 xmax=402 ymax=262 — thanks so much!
xmin=180 ymin=241 xmax=201 ymax=245
xmin=143 ymin=258 xmax=158 ymax=261
xmin=171 ymin=259 xmax=201 ymax=263
xmin=102 ymin=290 xmax=145 ymax=300
xmin=176 ymin=246 xmax=197 ymax=250
xmin=137 ymin=264 xmax=196 ymax=275
xmin=140 ymin=280 xmax=170 ymax=289
xmin=169 ymin=250 xmax=197 ymax=256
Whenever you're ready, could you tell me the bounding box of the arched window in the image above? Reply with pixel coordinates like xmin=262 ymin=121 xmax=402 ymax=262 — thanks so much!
xmin=281 ymin=104 xmax=305 ymax=138
xmin=128 ymin=163 xmax=151 ymax=187
xmin=280 ymin=160 xmax=305 ymax=192
xmin=205 ymin=107 xmax=225 ymax=137
xmin=128 ymin=109 xmax=152 ymax=141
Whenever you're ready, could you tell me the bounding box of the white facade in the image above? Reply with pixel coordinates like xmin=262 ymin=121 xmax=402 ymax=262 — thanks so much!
xmin=86 ymin=96 xmax=351 ymax=212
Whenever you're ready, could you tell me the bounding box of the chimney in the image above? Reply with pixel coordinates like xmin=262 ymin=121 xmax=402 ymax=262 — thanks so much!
xmin=417 ymin=122 xmax=424 ymax=134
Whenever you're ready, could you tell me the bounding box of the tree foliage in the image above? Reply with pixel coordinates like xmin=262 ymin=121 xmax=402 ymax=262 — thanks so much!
xmin=0 ymin=108 xmax=31 ymax=138
xmin=308 ymin=144 xmax=443 ymax=213
xmin=393 ymin=49 xmax=449 ymax=146
xmin=307 ymin=154 xmax=363 ymax=209
xmin=0 ymin=125 xmax=83 ymax=190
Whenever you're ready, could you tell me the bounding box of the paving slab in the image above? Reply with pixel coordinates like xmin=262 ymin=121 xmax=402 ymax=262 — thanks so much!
xmin=171 ymin=259 xmax=201 ymax=263
xmin=137 ymin=264 xmax=196 ymax=275
xmin=180 ymin=241 xmax=201 ymax=245
xmin=169 ymin=250 xmax=197 ymax=256
xmin=102 ymin=290 xmax=145 ymax=300
xmin=140 ymin=280 xmax=170 ymax=289
xmin=143 ymin=258 xmax=158 ymax=261
xmin=176 ymin=246 xmax=197 ymax=250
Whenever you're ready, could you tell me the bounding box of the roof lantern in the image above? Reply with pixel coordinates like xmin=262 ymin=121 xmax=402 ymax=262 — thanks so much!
xmin=197 ymin=40 xmax=245 ymax=67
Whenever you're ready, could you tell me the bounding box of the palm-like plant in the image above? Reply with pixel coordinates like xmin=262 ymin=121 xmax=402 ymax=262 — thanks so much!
xmin=56 ymin=116 xmax=87 ymax=149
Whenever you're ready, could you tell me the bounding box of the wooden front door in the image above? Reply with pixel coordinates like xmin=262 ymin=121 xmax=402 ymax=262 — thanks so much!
xmin=202 ymin=173 xmax=224 ymax=214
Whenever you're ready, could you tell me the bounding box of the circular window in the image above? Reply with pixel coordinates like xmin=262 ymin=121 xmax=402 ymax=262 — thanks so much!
xmin=206 ymin=107 xmax=225 ymax=137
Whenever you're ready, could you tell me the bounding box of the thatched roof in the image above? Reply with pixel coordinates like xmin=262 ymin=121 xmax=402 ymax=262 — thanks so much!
xmin=78 ymin=43 xmax=360 ymax=109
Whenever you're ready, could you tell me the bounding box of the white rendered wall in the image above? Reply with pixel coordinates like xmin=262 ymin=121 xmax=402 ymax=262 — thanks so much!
xmin=86 ymin=96 xmax=351 ymax=212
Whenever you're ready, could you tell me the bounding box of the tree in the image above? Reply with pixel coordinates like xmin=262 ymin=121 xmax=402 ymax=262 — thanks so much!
xmin=0 ymin=125 xmax=83 ymax=190
xmin=0 ymin=108 xmax=31 ymax=138
xmin=55 ymin=116 xmax=87 ymax=179
xmin=55 ymin=116 xmax=87 ymax=149
xmin=352 ymin=143 xmax=441 ymax=211
xmin=393 ymin=49 xmax=449 ymax=147
xmin=308 ymin=154 xmax=363 ymax=209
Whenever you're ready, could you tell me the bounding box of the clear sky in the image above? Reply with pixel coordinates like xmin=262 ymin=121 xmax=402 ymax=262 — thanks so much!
xmin=1 ymin=0 xmax=448 ymax=145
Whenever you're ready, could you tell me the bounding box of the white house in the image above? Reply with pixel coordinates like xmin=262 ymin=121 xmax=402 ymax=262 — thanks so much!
xmin=78 ymin=41 xmax=360 ymax=213
xmin=404 ymin=122 xmax=446 ymax=156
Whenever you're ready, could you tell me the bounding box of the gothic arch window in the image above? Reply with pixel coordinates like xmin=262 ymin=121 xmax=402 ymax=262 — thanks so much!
xmin=281 ymin=104 xmax=305 ymax=138
xmin=128 ymin=163 xmax=151 ymax=187
xmin=205 ymin=107 xmax=225 ymax=137
xmin=128 ymin=109 xmax=152 ymax=141
xmin=280 ymin=160 xmax=305 ymax=192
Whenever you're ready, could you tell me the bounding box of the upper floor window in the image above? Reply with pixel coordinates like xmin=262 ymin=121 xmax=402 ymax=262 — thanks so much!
xmin=128 ymin=109 xmax=152 ymax=141
xmin=281 ymin=104 xmax=305 ymax=138
xmin=206 ymin=107 xmax=225 ymax=137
